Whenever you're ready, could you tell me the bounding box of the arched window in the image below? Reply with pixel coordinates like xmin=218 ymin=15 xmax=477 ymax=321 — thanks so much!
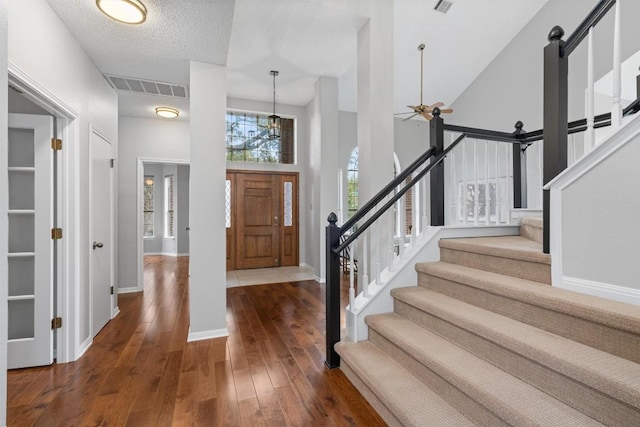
xmin=347 ymin=147 xmax=358 ymax=218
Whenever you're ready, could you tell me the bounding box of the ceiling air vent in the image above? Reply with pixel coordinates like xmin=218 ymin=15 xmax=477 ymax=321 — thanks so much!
xmin=434 ymin=0 xmax=453 ymax=14
xmin=104 ymin=74 xmax=189 ymax=99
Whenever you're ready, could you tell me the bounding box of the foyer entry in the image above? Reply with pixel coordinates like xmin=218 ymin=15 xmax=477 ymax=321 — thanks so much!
xmin=226 ymin=170 xmax=299 ymax=270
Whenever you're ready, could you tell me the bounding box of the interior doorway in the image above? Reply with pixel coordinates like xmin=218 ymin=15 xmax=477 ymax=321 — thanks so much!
xmin=136 ymin=159 xmax=190 ymax=292
xmin=226 ymin=170 xmax=299 ymax=270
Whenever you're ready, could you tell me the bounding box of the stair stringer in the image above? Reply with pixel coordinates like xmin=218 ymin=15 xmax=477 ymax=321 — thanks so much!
xmin=345 ymin=224 xmax=519 ymax=342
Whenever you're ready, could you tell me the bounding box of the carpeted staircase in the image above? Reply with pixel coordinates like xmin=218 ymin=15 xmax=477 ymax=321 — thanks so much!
xmin=336 ymin=217 xmax=640 ymax=426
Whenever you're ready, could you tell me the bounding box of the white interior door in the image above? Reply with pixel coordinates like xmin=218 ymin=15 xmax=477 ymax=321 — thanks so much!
xmin=90 ymin=130 xmax=114 ymax=337
xmin=7 ymin=113 xmax=54 ymax=369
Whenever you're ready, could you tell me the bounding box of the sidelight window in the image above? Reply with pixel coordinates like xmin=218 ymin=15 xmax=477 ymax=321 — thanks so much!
xmin=164 ymin=175 xmax=175 ymax=238
xmin=143 ymin=176 xmax=154 ymax=237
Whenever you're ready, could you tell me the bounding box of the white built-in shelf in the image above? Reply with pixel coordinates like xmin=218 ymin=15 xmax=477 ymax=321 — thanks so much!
xmin=8 ymin=295 xmax=35 ymax=301
xmin=8 ymin=252 xmax=35 ymax=258
xmin=8 ymin=210 xmax=35 ymax=215
xmin=8 ymin=167 xmax=35 ymax=173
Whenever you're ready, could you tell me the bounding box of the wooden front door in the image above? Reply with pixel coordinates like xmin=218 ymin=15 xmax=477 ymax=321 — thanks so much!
xmin=226 ymin=171 xmax=298 ymax=270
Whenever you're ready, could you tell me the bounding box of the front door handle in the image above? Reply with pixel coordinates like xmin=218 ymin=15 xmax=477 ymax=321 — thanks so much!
xmin=93 ymin=242 xmax=104 ymax=250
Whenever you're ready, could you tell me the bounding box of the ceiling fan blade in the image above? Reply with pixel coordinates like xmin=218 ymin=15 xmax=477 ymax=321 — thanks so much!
xmin=402 ymin=113 xmax=419 ymax=121
xmin=420 ymin=112 xmax=433 ymax=121
xmin=429 ymin=102 xmax=444 ymax=108
xmin=439 ymin=108 xmax=453 ymax=114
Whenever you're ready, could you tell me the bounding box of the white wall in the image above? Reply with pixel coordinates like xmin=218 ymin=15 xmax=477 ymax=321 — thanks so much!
xmin=118 ymin=117 xmax=190 ymax=287
xmin=188 ymin=61 xmax=227 ymax=338
xmin=562 ymin=137 xmax=640 ymax=289
xmin=0 ymin=0 xmax=8 ymax=423
xmin=8 ymin=0 xmax=118 ymax=361
xmin=450 ymin=0 xmax=640 ymax=131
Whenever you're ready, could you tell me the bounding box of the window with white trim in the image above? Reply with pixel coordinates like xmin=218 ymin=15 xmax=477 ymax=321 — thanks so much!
xmin=143 ymin=176 xmax=154 ymax=238
xmin=164 ymin=175 xmax=175 ymax=238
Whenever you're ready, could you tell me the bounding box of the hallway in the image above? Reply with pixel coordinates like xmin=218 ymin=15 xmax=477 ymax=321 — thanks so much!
xmin=7 ymin=256 xmax=383 ymax=426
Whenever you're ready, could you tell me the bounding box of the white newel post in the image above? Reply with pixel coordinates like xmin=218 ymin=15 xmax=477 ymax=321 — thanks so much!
xmin=585 ymin=27 xmax=595 ymax=153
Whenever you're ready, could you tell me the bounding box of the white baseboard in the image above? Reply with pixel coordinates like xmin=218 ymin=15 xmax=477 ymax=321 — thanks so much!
xmin=77 ymin=336 xmax=93 ymax=360
xmin=187 ymin=327 xmax=229 ymax=343
xmin=144 ymin=252 xmax=178 ymax=257
xmin=111 ymin=306 xmax=120 ymax=319
xmin=314 ymin=275 xmax=326 ymax=284
xmin=560 ymin=276 xmax=640 ymax=306
xmin=177 ymin=253 xmax=190 ymax=257
xmin=118 ymin=287 xmax=140 ymax=294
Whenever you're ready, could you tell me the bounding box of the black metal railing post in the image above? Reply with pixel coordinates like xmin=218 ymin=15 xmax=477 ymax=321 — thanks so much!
xmin=512 ymin=121 xmax=526 ymax=209
xmin=543 ymin=26 xmax=568 ymax=254
xmin=325 ymin=212 xmax=341 ymax=369
xmin=430 ymin=107 xmax=445 ymax=226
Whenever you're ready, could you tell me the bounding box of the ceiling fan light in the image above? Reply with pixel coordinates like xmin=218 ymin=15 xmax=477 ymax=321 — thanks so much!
xmin=96 ymin=0 xmax=147 ymax=24
xmin=155 ymin=106 xmax=179 ymax=118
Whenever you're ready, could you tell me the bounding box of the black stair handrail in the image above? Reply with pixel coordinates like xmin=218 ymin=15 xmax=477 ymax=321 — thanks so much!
xmin=339 ymin=145 xmax=437 ymax=234
xmin=563 ymin=0 xmax=616 ymax=57
xmin=334 ymin=133 xmax=467 ymax=254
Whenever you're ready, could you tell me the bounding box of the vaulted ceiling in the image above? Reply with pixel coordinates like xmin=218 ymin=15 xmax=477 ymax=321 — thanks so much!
xmin=46 ymin=0 xmax=552 ymax=120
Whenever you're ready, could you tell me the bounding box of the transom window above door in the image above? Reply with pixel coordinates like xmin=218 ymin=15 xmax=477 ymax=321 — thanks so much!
xmin=226 ymin=111 xmax=295 ymax=164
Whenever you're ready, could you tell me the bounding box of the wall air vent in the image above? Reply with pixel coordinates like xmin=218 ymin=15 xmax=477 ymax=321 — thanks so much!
xmin=434 ymin=0 xmax=453 ymax=14
xmin=104 ymin=74 xmax=189 ymax=99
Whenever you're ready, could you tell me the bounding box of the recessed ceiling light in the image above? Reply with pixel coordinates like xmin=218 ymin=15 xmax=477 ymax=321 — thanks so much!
xmin=96 ymin=0 xmax=147 ymax=25
xmin=155 ymin=107 xmax=179 ymax=119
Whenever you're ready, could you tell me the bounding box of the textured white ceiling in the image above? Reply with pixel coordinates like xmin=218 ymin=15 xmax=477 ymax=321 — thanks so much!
xmin=46 ymin=0 xmax=235 ymax=85
xmin=45 ymin=0 xmax=551 ymax=118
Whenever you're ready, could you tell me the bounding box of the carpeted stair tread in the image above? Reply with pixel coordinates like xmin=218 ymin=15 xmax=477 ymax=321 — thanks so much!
xmin=335 ymin=340 xmax=474 ymax=427
xmin=439 ymin=235 xmax=550 ymax=264
xmin=520 ymin=217 xmax=543 ymax=228
xmin=392 ymin=286 xmax=640 ymax=408
xmin=416 ymin=261 xmax=640 ymax=335
xmin=366 ymin=313 xmax=604 ymax=426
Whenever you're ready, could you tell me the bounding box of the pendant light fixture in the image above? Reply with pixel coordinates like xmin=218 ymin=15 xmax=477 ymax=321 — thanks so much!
xmin=268 ymin=70 xmax=281 ymax=139
xmin=96 ymin=0 xmax=147 ymax=24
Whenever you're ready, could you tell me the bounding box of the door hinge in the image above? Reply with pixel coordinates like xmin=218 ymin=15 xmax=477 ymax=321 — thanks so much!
xmin=51 ymin=138 xmax=62 ymax=151
xmin=110 ymin=158 xmax=115 ymax=168
xmin=51 ymin=228 xmax=63 ymax=240
xmin=51 ymin=317 xmax=62 ymax=330
xmin=110 ymin=286 xmax=114 ymax=295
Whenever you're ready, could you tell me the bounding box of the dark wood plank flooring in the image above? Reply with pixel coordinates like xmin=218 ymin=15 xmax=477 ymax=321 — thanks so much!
xmin=7 ymin=256 xmax=384 ymax=426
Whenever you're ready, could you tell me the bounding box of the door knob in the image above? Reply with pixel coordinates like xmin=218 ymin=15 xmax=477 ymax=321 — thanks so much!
xmin=93 ymin=242 xmax=104 ymax=250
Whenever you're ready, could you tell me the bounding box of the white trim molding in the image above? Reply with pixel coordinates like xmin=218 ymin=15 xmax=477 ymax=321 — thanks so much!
xmin=560 ymin=276 xmax=640 ymax=306
xmin=117 ymin=287 xmax=140 ymax=294
xmin=187 ymin=327 xmax=229 ymax=343
xmin=546 ymin=113 xmax=640 ymax=290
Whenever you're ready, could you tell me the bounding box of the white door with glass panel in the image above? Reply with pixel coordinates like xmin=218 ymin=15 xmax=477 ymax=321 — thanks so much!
xmin=7 ymin=114 xmax=54 ymax=369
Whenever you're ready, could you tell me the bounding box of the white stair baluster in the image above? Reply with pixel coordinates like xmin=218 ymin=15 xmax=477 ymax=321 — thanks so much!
xmin=349 ymin=238 xmax=355 ymax=307
xmin=462 ymin=141 xmax=468 ymax=225
xmin=473 ymin=139 xmax=479 ymax=225
xmin=484 ymin=140 xmax=490 ymax=225
xmin=495 ymin=141 xmax=501 ymax=224
xmin=585 ymin=26 xmax=595 ymax=153
xmin=611 ymin=0 xmax=622 ymax=130
xmin=362 ymin=233 xmax=369 ymax=297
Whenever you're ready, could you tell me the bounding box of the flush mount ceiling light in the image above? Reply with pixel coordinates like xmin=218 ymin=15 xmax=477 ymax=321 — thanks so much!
xmin=155 ymin=107 xmax=179 ymax=118
xmin=96 ymin=0 xmax=147 ymax=24
xmin=268 ymin=70 xmax=281 ymax=140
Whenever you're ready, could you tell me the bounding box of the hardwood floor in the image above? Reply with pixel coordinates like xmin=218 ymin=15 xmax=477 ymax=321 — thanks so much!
xmin=7 ymin=256 xmax=384 ymax=426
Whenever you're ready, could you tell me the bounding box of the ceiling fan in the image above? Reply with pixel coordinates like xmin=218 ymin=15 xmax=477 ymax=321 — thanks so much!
xmin=397 ymin=43 xmax=453 ymax=121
